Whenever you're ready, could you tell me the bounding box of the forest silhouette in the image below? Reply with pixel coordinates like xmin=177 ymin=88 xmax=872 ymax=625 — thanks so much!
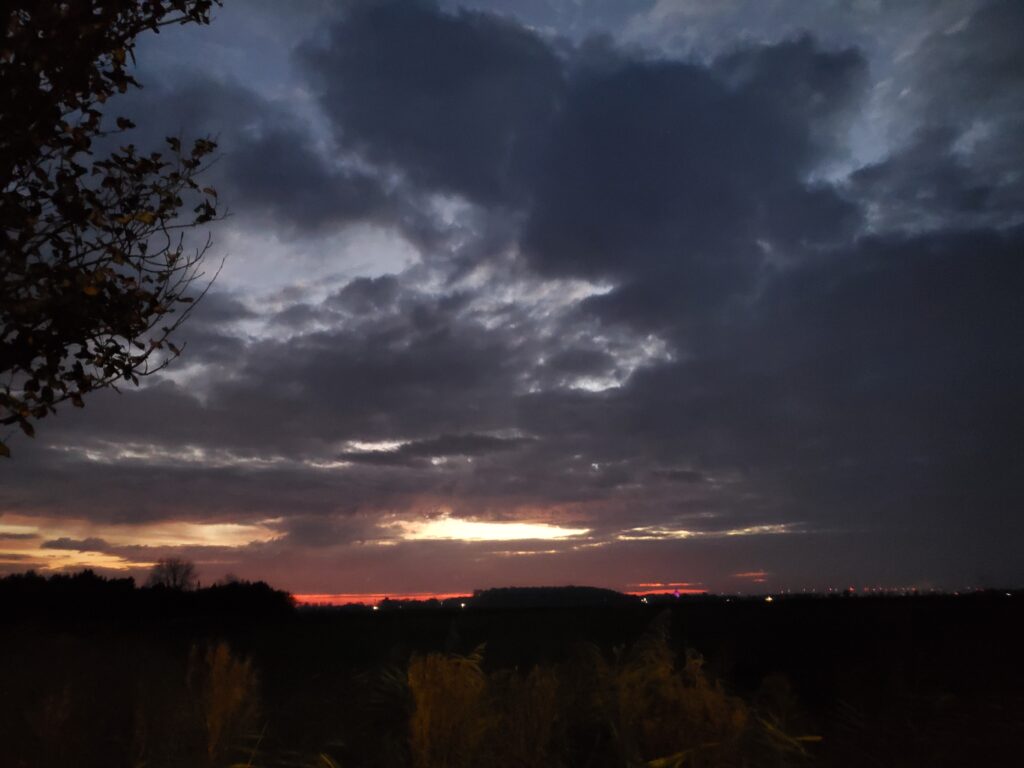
xmin=1 ymin=569 xmax=1021 ymax=767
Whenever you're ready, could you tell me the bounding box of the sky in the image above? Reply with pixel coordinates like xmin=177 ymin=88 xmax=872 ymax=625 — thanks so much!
xmin=2 ymin=0 xmax=1023 ymax=597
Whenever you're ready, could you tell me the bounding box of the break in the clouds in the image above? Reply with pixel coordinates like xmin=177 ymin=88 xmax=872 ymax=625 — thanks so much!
xmin=2 ymin=0 xmax=1022 ymax=595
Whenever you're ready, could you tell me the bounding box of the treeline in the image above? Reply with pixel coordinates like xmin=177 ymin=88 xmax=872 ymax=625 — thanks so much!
xmin=0 ymin=569 xmax=294 ymax=622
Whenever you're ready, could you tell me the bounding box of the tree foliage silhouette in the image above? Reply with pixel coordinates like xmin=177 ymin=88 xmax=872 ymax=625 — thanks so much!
xmin=0 ymin=1 xmax=223 ymax=456
xmin=147 ymin=556 xmax=199 ymax=590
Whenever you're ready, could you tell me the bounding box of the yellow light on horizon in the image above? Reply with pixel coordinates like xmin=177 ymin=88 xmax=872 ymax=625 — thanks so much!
xmin=394 ymin=515 xmax=589 ymax=542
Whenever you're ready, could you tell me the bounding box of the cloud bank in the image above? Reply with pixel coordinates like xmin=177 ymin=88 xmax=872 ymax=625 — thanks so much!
xmin=2 ymin=0 xmax=1021 ymax=594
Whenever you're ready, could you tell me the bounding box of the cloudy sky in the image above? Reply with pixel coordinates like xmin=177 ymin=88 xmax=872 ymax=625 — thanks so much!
xmin=3 ymin=0 xmax=1023 ymax=597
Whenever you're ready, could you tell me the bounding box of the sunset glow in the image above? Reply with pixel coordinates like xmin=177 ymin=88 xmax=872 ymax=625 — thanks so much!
xmin=0 ymin=514 xmax=281 ymax=572
xmin=293 ymin=592 xmax=472 ymax=606
xmin=393 ymin=515 xmax=590 ymax=542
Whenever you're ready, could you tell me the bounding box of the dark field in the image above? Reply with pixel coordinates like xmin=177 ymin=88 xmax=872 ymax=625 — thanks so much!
xmin=2 ymin=575 xmax=1021 ymax=767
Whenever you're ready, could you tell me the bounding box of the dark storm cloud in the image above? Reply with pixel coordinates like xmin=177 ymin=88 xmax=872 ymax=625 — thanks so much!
xmin=188 ymin=292 xmax=258 ymax=326
xmin=902 ymin=0 xmax=1024 ymax=131
xmin=1 ymin=276 xmax=548 ymax=490
xmin=327 ymin=275 xmax=402 ymax=315
xmin=849 ymin=1 xmax=1024 ymax=233
xmin=277 ymin=514 xmax=385 ymax=549
xmin=301 ymin=1 xmax=865 ymax=328
xmin=300 ymin=0 xmax=564 ymax=204
xmin=109 ymin=76 xmax=396 ymax=233
xmin=439 ymin=0 xmax=655 ymax=41
xmin=605 ymin=226 xmax=1024 ymax=508
xmin=164 ymin=292 xmax=255 ymax=366
xmin=543 ymin=348 xmax=617 ymax=377
xmin=848 ymin=127 xmax=998 ymax=232
xmin=522 ymin=35 xmax=865 ymax=336
xmin=224 ymin=128 xmax=391 ymax=232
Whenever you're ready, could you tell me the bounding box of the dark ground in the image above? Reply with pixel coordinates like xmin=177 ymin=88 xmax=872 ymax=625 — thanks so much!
xmin=1 ymin=573 xmax=1021 ymax=767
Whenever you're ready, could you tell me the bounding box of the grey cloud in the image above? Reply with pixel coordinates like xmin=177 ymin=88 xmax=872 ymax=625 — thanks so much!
xmin=301 ymin=0 xmax=564 ymax=205
xmin=439 ymin=0 xmax=655 ymax=42
xmin=109 ymin=75 xmax=396 ymax=234
xmin=902 ymin=1 xmax=1024 ymax=131
xmin=849 ymin=1 xmax=1024 ymax=233
xmin=613 ymin=226 xmax=1024 ymax=536
xmin=224 ymin=127 xmax=392 ymax=233
xmin=327 ymin=275 xmax=402 ymax=315
xmin=848 ymin=127 xmax=1000 ymax=233
xmin=715 ymin=33 xmax=868 ymax=142
xmin=401 ymin=433 xmax=531 ymax=456
xmin=339 ymin=433 xmax=532 ymax=466
xmin=523 ymin=37 xmax=864 ymax=289
xmin=277 ymin=514 xmax=385 ymax=549
xmin=543 ymin=348 xmax=617 ymax=377
xmin=189 ymin=292 xmax=259 ymax=325
xmin=652 ymin=469 xmax=706 ymax=484
xmin=41 ymin=538 xmax=112 ymax=553
xmin=267 ymin=303 xmax=316 ymax=331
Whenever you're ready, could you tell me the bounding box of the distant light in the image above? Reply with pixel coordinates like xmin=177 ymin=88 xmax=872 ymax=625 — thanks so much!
xmin=765 ymin=596 xmax=774 ymax=603
xmin=640 ymin=596 xmax=648 ymax=604
xmin=372 ymin=605 xmax=379 ymax=611
xmin=460 ymin=602 xmax=466 ymax=609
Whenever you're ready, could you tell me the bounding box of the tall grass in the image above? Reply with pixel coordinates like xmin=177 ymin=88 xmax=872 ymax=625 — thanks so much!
xmin=1 ymin=619 xmax=820 ymax=767
xmin=189 ymin=641 xmax=260 ymax=766
xmin=401 ymin=612 xmax=819 ymax=767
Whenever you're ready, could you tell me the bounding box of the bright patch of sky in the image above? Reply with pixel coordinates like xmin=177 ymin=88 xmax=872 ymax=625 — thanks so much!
xmin=391 ymin=514 xmax=590 ymax=542
xmin=617 ymin=523 xmax=801 ymax=541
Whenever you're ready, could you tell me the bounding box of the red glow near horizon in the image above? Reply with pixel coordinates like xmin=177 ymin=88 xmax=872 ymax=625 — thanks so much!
xmin=294 ymin=587 xmax=708 ymax=606
xmin=630 ymin=582 xmax=702 ymax=589
xmin=293 ymin=592 xmax=472 ymax=606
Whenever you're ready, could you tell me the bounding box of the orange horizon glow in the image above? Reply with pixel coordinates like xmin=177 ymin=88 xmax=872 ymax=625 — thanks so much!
xmin=293 ymin=591 xmax=473 ymax=606
xmin=630 ymin=581 xmax=701 ymax=588
xmin=294 ymin=586 xmax=708 ymax=606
